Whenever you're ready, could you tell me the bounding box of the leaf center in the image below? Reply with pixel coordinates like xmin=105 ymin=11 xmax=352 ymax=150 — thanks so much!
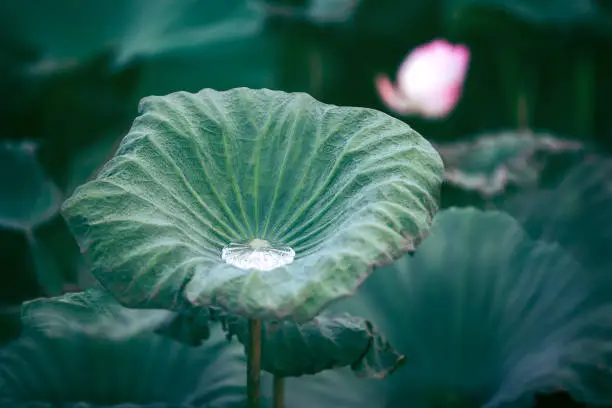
xmin=221 ymin=240 xmax=295 ymax=271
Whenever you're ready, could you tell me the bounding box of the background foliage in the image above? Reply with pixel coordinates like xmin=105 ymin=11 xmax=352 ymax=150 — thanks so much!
xmin=1 ymin=0 xmax=612 ymax=407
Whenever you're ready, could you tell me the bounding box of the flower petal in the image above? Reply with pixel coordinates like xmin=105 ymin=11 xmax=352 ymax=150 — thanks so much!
xmin=374 ymin=74 xmax=416 ymax=114
xmin=394 ymin=39 xmax=470 ymax=118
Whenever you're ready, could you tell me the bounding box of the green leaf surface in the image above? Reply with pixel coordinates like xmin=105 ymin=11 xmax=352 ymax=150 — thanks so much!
xmin=62 ymin=87 xmax=443 ymax=321
xmin=0 ymin=288 xmax=246 ymax=407
xmin=436 ymin=131 xmax=583 ymax=197
xmin=271 ymin=208 xmax=612 ymax=407
xmin=0 ymin=141 xmax=62 ymax=232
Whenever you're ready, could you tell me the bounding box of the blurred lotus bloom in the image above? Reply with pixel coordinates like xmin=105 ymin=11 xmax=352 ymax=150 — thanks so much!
xmin=375 ymin=39 xmax=470 ymax=119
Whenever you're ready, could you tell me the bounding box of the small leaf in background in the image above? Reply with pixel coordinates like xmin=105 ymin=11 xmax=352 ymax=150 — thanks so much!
xmin=222 ymin=313 xmax=404 ymax=378
xmin=0 ymin=140 xmax=69 ymax=296
xmin=436 ymin=131 xmax=585 ymax=197
xmin=0 ymin=287 xmax=246 ymax=407
xmin=258 ymin=0 xmax=362 ymax=25
xmin=0 ymin=0 xmax=263 ymax=64
xmin=444 ymin=0 xmax=600 ymax=27
xmin=129 ymin=1 xmax=280 ymax=96
xmin=0 ymin=140 xmax=62 ymax=232
xmin=274 ymin=208 xmax=612 ymax=407
xmin=21 ymin=286 xmax=175 ymax=339
xmin=375 ymin=39 xmax=470 ymax=119
xmin=4 ymin=0 xmax=280 ymax=100
xmin=62 ymin=87 xmax=443 ymax=322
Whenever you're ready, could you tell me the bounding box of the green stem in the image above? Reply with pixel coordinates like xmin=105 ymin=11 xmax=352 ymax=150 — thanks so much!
xmin=273 ymin=375 xmax=285 ymax=408
xmin=517 ymin=88 xmax=529 ymax=131
xmin=574 ymin=53 xmax=594 ymax=139
xmin=497 ymin=47 xmax=534 ymax=130
xmin=247 ymin=319 xmax=262 ymax=408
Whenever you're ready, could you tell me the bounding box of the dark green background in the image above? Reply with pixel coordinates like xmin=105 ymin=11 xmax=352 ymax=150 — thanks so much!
xmin=1 ymin=1 xmax=611 ymax=406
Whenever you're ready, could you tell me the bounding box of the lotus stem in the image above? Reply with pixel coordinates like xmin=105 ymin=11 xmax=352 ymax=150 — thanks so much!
xmin=273 ymin=375 xmax=285 ymax=408
xmin=497 ymin=47 xmax=533 ymax=131
xmin=574 ymin=53 xmax=593 ymax=139
xmin=247 ymin=318 xmax=262 ymax=408
xmin=517 ymin=89 xmax=529 ymax=131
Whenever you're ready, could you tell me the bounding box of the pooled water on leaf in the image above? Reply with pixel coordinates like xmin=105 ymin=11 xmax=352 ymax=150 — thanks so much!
xmin=221 ymin=239 xmax=295 ymax=271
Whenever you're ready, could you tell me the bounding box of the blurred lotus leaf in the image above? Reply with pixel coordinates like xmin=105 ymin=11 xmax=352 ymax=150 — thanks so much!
xmin=0 ymin=138 xmax=110 ymax=297
xmin=269 ymin=207 xmax=612 ymax=407
xmin=258 ymin=0 xmax=362 ymax=25
xmin=504 ymin=156 xmax=612 ymax=271
xmin=0 ymin=140 xmax=62 ymax=232
xmin=445 ymin=0 xmax=600 ymax=27
xmin=62 ymin=87 xmax=443 ymax=322
xmin=2 ymin=0 xmax=279 ymax=100
xmin=1 ymin=0 xmax=261 ymax=62
xmin=0 ymin=140 xmax=71 ymax=296
xmin=21 ymin=286 xmax=177 ymax=339
xmin=0 ymin=286 xmax=246 ymax=407
xmin=63 ymin=135 xmax=120 ymax=196
xmin=436 ymin=131 xmax=584 ymax=197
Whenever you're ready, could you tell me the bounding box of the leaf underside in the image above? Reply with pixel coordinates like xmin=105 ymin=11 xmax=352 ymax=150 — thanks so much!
xmin=159 ymin=308 xmax=405 ymax=378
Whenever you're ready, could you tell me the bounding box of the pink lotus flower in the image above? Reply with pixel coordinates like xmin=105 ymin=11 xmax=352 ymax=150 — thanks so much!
xmin=375 ymin=39 xmax=470 ymax=119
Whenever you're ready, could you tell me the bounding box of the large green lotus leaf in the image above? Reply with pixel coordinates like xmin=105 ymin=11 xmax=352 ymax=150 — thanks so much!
xmin=271 ymin=208 xmax=612 ymax=407
xmin=436 ymin=131 xmax=583 ymax=197
xmin=0 ymin=288 xmax=246 ymax=407
xmin=0 ymin=141 xmax=62 ymax=232
xmin=62 ymin=87 xmax=443 ymax=321
xmin=162 ymin=310 xmax=404 ymax=377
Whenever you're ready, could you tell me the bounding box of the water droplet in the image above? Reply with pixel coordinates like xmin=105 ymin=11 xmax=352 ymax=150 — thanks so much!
xmin=221 ymin=239 xmax=295 ymax=271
